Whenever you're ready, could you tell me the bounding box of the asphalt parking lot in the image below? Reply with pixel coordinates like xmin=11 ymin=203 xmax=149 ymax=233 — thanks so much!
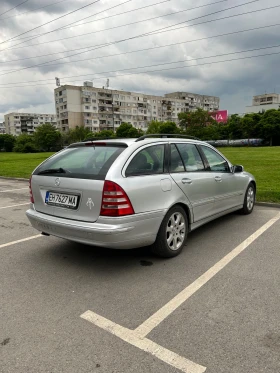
xmin=1 ymin=178 xmax=280 ymax=373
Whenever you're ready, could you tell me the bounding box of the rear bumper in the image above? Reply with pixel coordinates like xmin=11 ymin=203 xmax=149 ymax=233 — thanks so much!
xmin=26 ymin=207 xmax=165 ymax=249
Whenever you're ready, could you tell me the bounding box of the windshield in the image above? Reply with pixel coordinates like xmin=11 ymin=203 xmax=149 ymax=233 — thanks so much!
xmin=34 ymin=145 xmax=125 ymax=180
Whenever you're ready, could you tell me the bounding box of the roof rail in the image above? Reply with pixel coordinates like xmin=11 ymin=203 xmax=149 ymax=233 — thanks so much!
xmin=135 ymin=134 xmax=200 ymax=142
xmin=82 ymin=137 xmax=115 ymax=142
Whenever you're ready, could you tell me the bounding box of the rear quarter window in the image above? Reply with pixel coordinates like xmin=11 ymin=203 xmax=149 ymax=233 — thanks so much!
xmin=34 ymin=146 xmax=125 ymax=180
xmin=125 ymin=144 xmax=165 ymax=176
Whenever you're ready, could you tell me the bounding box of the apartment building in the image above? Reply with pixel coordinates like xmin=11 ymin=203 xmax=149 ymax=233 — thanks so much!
xmin=164 ymin=92 xmax=220 ymax=112
xmin=4 ymin=113 xmax=57 ymax=136
xmin=245 ymin=93 xmax=280 ymax=113
xmin=0 ymin=122 xmax=5 ymax=134
xmin=54 ymin=83 xmax=220 ymax=132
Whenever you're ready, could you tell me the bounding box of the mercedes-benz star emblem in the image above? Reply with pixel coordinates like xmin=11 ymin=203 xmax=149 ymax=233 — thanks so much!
xmin=55 ymin=178 xmax=60 ymax=187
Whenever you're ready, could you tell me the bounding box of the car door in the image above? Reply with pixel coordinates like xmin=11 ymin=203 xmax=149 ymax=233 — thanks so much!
xmin=199 ymin=145 xmax=244 ymax=214
xmin=169 ymin=142 xmax=215 ymax=223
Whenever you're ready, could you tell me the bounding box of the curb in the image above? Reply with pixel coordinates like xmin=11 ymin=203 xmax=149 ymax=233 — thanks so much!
xmin=0 ymin=176 xmax=29 ymax=182
xmin=255 ymin=202 xmax=280 ymax=209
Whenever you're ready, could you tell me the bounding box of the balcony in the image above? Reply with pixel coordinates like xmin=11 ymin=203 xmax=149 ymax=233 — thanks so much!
xmin=99 ymin=101 xmax=113 ymax=107
xmin=84 ymin=119 xmax=92 ymax=125
xmin=98 ymin=93 xmax=112 ymax=99
xmin=82 ymin=92 xmax=91 ymax=97
xmin=138 ymin=103 xmax=147 ymax=108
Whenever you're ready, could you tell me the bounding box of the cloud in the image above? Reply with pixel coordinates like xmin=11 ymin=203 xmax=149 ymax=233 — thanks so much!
xmin=0 ymin=0 xmax=280 ymax=121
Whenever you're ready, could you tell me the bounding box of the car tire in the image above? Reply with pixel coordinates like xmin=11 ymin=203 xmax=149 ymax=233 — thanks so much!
xmin=151 ymin=205 xmax=188 ymax=258
xmin=241 ymin=182 xmax=255 ymax=215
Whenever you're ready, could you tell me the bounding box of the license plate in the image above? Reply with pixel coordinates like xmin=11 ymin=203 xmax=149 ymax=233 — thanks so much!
xmin=45 ymin=191 xmax=78 ymax=209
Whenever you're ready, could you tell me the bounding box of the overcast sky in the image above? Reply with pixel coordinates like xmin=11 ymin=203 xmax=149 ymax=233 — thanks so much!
xmin=0 ymin=0 xmax=279 ymax=121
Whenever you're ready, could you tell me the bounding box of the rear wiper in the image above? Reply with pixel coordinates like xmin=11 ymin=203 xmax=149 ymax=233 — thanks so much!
xmin=38 ymin=167 xmax=67 ymax=175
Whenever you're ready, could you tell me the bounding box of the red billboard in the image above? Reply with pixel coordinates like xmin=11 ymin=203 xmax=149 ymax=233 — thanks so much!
xmin=209 ymin=110 xmax=228 ymax=123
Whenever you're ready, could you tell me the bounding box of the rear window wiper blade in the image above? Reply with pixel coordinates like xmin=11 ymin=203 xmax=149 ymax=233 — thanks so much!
xmin=37 ymin=167 xmax=68 ymax=175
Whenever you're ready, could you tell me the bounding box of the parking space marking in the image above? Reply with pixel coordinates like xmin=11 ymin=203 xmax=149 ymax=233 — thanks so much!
xmin=0 ymin=203 xmax=29 ymax=210
xmin=81 ymin=211 xmax=280 ymax=372
xmin=0 ymin=234 xmax=42 ymax=249
xmin=81 ymin=310 xmax=206 ymax=373
xmin=0 ymin=187 xmax=28 ymax=193
xmin=135 ymin=211 xmax=280 ymax=338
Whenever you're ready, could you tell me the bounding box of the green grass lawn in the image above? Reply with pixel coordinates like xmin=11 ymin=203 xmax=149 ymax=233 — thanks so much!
xmin=0 ymin=152 xmax=54 ymax=179
xmin=0 ymin=148 xmax=279 ymax=203
xmin=218 ymin=147 xmax=280 ymax=203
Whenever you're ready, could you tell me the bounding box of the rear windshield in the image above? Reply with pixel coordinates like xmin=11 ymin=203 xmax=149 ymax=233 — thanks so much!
xmin=34 ymin=145 xmax=125 ymax=180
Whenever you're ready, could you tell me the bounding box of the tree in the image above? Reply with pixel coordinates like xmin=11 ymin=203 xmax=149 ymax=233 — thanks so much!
xmin=34 ymin=123 xmax=62 ymax=151
xmin=128 ymin=126 xmax=144 ymax=138
xmin=0 ymin=134 xmax=16 ymax=152
xmin=158 ymin=121 xmax=180 ymax=134
xmin=0 ymin=134 xmax=5 ymax=150
xmin=240 ymin=115 xmax=255 ymax=144
xmin=226 ymin=114 xmax=244 ymax=140
xmin=13 ymin=133 xmax=38 ymax=153
xmin=178 ymin=108 xmax=216 ymax=131
xmin=68 ymin=126 xmax=92 ymax=143
xmin=146 ymin=120 xmax=180 ymax=135
xmin=259 ymin=109 xmax=280 ymax=146
xmin=91 ymin=130 xmax=115 ymax=139
xmin=116 ymin=123 xmax=143 ymax=138
xmin=146 ymin=120 xmax=161 ymax=134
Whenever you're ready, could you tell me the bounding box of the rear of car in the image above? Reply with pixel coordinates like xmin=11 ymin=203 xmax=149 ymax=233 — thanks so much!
xmin=26 ymin=140 xmax=165 ymax=249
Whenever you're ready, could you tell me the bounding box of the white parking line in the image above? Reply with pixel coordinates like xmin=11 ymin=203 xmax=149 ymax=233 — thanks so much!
xmin=0 ymin=235 xmax=42 ymax=249
xmin=0 ymin=188 xmax=28 ymax=193
xmin=135 ymin=211 xmax=280 ymax=338
xmin=81 ymin=211 xmax=280 ymax=372
xmin=0 ymin=203 xmax=29 ymax=210
xmin=81 ymin=310 xmax=206 ymax=373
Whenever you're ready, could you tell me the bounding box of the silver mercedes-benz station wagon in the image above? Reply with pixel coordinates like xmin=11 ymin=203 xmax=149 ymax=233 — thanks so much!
xmin=26 ymin=135 xmax=256 ymax=257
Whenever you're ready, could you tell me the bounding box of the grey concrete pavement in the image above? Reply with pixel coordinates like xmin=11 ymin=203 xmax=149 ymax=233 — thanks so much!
xmin=149 ymin=220 xmax=280 ymax=373
xmin=1 ymin=178 xmax=280 ymax=373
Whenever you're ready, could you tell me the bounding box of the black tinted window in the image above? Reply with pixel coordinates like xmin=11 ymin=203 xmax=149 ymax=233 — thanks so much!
xmin=34 ymin=146 xmax=125 ymax=180
xmin=126 ymin=145 xmax=165 ymax=176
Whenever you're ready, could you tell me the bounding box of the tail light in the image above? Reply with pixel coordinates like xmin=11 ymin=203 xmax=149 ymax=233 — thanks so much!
xmin=29 ymin=177 xmax=34 ymax=203
xmin=100 ymin=180 xmax=134 ymax=217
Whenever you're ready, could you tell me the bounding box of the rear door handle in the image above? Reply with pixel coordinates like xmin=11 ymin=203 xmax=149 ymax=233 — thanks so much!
xmin=215 ymin=176 xmax=222 ymax=182
xmin=182 ymin=178 xmax=192 ymax=185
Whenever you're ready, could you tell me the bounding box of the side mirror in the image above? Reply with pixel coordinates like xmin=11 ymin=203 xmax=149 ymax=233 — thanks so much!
xmin=232 ymin=165 xmax=244 ymax=173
